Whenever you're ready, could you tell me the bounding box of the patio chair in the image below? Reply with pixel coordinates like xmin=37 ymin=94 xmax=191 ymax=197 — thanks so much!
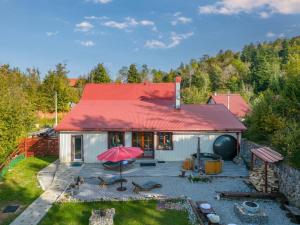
xmin=98 ymin=176 xmax=127 ymax=187
xmin=132 ymin=181 xmax=162 ymax=193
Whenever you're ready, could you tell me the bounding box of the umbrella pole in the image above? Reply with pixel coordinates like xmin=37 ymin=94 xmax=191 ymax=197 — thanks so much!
xmin=117 ymin=161 xmax=126 ymax=191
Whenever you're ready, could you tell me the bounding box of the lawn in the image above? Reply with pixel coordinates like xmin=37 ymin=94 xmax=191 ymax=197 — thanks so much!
xmin=0 ymin=156 xmax=57 ymax=225
xmin=39 ymin=201 xmax=191 ymax=225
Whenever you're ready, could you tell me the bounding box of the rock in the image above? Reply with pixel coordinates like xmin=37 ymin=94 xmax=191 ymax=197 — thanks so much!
xmin=89 ymin=208 xmax=115 ymax=225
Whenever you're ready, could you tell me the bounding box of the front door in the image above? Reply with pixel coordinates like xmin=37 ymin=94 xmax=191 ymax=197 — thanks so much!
xmin=71 ymin=135 xmax=83 ymax=161
xmin=132 ymin=132 xmax=154 ymax=158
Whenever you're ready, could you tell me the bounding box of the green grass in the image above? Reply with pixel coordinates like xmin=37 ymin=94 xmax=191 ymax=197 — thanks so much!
xmin=39 ymin=201 xmax=191 ymax=225
xmin=0 ymin=156 xmax=57 ymax=225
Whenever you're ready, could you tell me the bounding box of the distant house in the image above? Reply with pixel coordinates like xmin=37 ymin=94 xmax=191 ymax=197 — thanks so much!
xmin=207 ymin=93 xmax=250 ymax=119
xmin=55 ymin=78 xmax=246 ymax=163
xmin=69 ymin=78 xmax=79 ymax=87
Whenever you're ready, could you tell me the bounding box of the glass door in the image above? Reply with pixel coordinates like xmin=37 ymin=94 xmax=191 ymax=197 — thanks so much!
xmin=132 ymin=132 xmax=154 ymax=158
xmin=71 ymin=135 xmax=83 ymax=161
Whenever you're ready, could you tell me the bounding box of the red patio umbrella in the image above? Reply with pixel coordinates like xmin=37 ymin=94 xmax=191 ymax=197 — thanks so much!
xmin=97 ymin=146 xmax=143 ymax=191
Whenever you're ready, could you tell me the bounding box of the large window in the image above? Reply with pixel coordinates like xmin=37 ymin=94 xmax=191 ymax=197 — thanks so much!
xmin=132 ymin=132 xmax=154 ymax=158
xmin=108 ymin=132 xmax=124 ymax=148
xmin=157 ymin=132 xmax=173 ymax=150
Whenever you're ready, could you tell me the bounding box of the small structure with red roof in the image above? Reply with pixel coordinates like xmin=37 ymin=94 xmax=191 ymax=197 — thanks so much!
xmin=68 ymin=78 xmax=79 ymax=87
xmin=207 ymin=93 xmax=251 ymax=119
xmin=56 ymin=79 xmax=246 ymax=163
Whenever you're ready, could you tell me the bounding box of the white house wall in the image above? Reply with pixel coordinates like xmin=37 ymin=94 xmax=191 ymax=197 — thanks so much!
xmin=59 ymin=131 xmax=238 ymax=163
xmin=155 ymin=132 xmax=237 ymax=161
xmin=59 ymin=132 xmax=108 ymax=163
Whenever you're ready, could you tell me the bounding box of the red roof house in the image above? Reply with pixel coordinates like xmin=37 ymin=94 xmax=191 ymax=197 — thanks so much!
xmin=56 ymin=80 xmax=246 ymax=163
xmin=69 ymin=78 xmax=79 ymax=87
xmin=207 ymin=93 xmax=251 ymax=119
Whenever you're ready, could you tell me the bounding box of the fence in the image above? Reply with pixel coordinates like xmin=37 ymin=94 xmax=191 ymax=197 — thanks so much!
xmin=0 ymin=136 xmax=58 ymax=177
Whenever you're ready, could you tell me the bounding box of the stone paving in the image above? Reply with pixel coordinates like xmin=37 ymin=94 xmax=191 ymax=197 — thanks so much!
xmin=37 ymin=160 xmax=58 ymax=191
xmin=10 ymin=164 xmax=82 ymax=225
xmin=79 ymin=160 xmax=249 ymax=178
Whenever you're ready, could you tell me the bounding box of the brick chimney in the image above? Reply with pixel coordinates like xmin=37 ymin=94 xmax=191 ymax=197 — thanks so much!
xmin=175 ymin=76 xmax=181 ymax=109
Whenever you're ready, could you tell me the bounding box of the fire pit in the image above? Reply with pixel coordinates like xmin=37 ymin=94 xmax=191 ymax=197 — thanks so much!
xmin=242 ymin=201 xmax=259 ymax=213
xmin=234 ymin=201 xmax=268 ymax=224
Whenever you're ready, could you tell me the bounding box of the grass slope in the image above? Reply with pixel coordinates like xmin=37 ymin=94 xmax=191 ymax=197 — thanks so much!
xmin=0 ymin=156 xmax=57 ymax=225
xmin=39 ymin=201 xmax=190 ymax=225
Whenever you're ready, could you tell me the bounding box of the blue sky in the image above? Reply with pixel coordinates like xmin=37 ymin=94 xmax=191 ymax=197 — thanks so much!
xmin=0 ymin=0 xmax=300 ymax=79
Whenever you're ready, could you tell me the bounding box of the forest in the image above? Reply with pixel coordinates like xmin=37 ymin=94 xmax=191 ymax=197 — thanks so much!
xmin=0 ymin=36 xmax=299 ymax=168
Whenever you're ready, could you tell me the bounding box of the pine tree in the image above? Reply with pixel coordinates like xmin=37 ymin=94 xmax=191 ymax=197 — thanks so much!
xmin=88 ymin=63 xmax=111 ymax=83
xmin=127 ymin=64 xmax=141 ymax=83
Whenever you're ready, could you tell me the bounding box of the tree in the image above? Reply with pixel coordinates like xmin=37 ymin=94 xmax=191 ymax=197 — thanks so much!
xmin=152 ymin=69 xmax=164 ymax=83
xmin=88 ymin=63 xmax=111 ymax=83
xmin=0 ymin=65 xmax=35 ymax=163
xmin=140 ymin=64 xmax=150 ymax=82
xmin=127 ymin=64 xmax=141 ymax=83
xmin=40 ymin=63 xmax=78 ymax=112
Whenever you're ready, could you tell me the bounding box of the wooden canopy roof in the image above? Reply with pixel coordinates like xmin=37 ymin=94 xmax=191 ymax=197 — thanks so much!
xmin=251 ymin=147 xmax=283 ymax=163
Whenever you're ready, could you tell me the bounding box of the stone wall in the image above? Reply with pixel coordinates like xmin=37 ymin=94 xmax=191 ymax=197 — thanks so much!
xmin=241 ymin=139 xmax=300 ymax=207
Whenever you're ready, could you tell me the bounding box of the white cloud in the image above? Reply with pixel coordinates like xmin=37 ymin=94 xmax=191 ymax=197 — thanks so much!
xmin=75 ymin=21 xmax=94 ymax=32
xmin=171 ymin=12 xmax=192 ymax=26
xmin=102 ymin=21 xmax=128 ymax=29
xmin=266 ymin=31 xmax=285 ymax=38
xmin=259 ymin=11 xmax=270 ymax=18
xmin=145 ymin=32 xmax=194 ymax=49
xmin=102 ymin=17 xmax=156 ymax=30
xmin=46 ymin=31 xmax=58 ymax=37
xmin=198 ymin=0 xmax=300 ymax=17
xmin=80 ymin=40 xmax=95 ymax=46
xmin=84 ymin=16 xmax=109 ymax=20
xmin=140 ymin=20 xmax=155 ymax=26
xmin=86 ymin=0 xmax=112 ymax=4
xmin=145 ymin=40 xmax=166 ymax=49
xmin=266 ymin=32 xmax=276 ymax=38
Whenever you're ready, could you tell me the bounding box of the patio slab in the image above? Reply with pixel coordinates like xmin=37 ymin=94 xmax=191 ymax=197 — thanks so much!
xmin=68 ymin=176 xmax=293 ymax=225
xmin=79 ymin=160 xmax=248 ymax=178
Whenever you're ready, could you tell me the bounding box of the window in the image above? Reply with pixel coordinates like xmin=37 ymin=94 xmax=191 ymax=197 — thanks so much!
xmin=132 ymin=132 xmax=154 ymax=158
xmin=157 ymin=132 xmax=173 ymax=150
xmin=108 ymin=132 xmax=124 ymax=148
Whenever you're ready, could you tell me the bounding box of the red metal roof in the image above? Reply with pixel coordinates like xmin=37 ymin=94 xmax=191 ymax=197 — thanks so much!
xmin=81 ymin=83 xmax=175 ymax=100
xmin=56 ymin=83 xmax=246 ymax=132
xmin=209 ymin=94 xmax=251 ymax=118
xmin=69 ymin=78 xmax=79 ymax=87
xmin=251 ymin=147 xmax=283 ymax=163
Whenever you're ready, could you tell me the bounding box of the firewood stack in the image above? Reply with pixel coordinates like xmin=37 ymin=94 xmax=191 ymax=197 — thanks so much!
xmin=249 ymin=165 xmax=279 ymax=193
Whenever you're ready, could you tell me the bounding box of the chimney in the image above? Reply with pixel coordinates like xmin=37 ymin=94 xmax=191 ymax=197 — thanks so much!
xmin=227 ymin=91 xmax=230 ymax=110
xmin=214 ymin=92 xmax=217 ymax=96
xmin=175 ymin=76 xmax=181 ymax=109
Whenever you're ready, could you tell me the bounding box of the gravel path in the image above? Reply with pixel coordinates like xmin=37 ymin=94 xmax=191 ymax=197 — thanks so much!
xmin=68 ymin=176 xmax=294 ymax=225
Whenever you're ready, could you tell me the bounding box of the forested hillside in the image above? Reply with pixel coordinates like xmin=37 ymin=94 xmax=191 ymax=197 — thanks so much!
xmin=0 ymin=36 xmax=299 ymax=167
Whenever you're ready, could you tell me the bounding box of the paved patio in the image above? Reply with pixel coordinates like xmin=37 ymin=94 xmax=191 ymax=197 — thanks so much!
xmin=78 ymin=160 xmax=249 ymax=178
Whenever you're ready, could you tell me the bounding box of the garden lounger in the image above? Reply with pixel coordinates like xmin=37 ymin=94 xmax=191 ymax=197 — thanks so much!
xmin=98 ymin=176 xmax=127 ymax=187
xmin=132 ymin=181 xmax=162 ymax=193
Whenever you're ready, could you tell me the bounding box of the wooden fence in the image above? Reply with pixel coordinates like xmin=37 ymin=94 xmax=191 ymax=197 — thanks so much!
xmin=0 ymin=137 xmax=59 ymax=175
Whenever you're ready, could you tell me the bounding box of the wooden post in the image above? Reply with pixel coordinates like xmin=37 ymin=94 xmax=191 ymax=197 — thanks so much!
xmin=265 ymin=161 xmax=268 ymax=193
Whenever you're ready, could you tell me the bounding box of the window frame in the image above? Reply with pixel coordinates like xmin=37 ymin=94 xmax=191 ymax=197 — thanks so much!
xmin=156 ymin=132 xmax=173 ymax=150
xmin=107 ymin=131 xmax=125 ymax=149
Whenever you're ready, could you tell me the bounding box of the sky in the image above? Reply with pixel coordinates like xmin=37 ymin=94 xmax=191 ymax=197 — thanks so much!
xmin=0 ymin=0 xmax=300 ymax=79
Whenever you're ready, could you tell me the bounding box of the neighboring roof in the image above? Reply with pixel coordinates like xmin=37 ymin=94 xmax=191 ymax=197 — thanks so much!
xmin=56 ymin=83 xmax=246 ymax=132
xmin=81 ymin=83 xmax=175 ymax=101
xmin=251 ymin=147 xmax=283 ymax=163
xmin=208 ymin=94 xmax=250 ymax=118
xmin=69 ymin=78 xmax=79 ymax=87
